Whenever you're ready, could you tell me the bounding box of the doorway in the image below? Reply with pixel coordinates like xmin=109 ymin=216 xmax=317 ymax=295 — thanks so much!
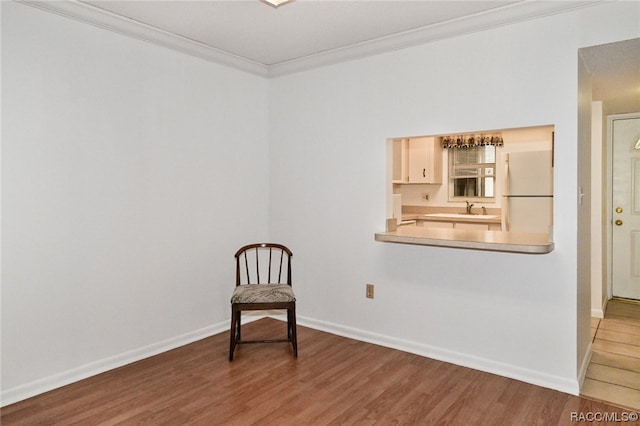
xmin=610 ymin=113 xmax=640 ymax=301
xmin=579 ymin=38 xmax=640 ymax=312
xmin=578 ymin=39 xmax=640 ymax=398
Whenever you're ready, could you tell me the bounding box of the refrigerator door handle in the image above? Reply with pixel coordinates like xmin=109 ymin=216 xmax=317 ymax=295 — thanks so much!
xmin=502 ymin=195 xmax=510 ymax=231
xmin=504 ymin=159 xmax=509 ymax=197
xmin=503 ymin=158 xmax=509 ymax=231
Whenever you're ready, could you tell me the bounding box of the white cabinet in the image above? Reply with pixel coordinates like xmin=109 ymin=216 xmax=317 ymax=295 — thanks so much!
xmin=408 ymin=137 xmax=442 ymax=184
xmin=488 ymin=223 xmax=502 ymax=231
xmin=417 ymin=220 xmax=454 ymax=229
xmin=455 ymin=222 xmax=489 ymax=230
xmin=392 ymin=139 xmax=409 ymax=183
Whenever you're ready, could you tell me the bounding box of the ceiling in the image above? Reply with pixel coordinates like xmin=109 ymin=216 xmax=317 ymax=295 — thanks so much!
xmin=21 ymin=0 xmax=640 ymax=109
xmin=27 ymin=0 xmax=604 ymax=77
xmin=81 ymin=0 xmax=519 ymax=66
xmin=580 ymin=38 xmax=640 ymax=113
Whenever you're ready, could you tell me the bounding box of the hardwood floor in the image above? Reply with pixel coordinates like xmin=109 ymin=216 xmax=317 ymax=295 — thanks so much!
xmin=1 ymin=318 xmax=628 ymax=425
xmin=582 ymin=299 xmax=640 ymax=410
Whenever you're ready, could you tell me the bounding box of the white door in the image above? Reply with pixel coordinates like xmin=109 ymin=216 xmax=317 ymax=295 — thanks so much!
xmin=612 ymin=113 xmax=640 ymax=300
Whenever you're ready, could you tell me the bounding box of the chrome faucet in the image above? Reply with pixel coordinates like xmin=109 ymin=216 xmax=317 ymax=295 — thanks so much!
xmin=465 ymin=201 xmax=474 ymax=214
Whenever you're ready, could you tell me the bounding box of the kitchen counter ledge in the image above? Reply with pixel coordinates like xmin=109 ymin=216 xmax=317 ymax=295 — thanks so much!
xmin=403 ymin=214 xmax=502 ymax=224
xmin=375 ymin=227 xmax=554 ymax=254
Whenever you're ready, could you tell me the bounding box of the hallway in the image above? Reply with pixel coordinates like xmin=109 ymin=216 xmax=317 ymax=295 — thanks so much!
xmin=582 ymin=299 xmax=640 ymax=410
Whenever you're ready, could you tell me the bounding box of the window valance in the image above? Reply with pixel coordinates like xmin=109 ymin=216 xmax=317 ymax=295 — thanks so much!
xmin=441 ymin=135 xmax=504 ymax=149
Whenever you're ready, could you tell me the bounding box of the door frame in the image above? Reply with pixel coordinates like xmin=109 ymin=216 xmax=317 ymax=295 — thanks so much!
xmin=606 ymin=111 xmax=640 ymax=300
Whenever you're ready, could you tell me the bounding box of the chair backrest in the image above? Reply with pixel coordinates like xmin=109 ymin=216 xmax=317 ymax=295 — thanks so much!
xmin=235 ymin=243 xmax=292 ymax=287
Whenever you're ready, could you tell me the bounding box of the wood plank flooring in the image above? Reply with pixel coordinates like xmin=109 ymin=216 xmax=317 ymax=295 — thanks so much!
xmin=582 ymin=299 xmax=640 ymax=410
xmin=1 ymin=318 xmax=629 ymax=425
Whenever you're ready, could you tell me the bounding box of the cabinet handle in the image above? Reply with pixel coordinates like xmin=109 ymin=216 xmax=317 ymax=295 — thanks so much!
xmin=423 ymin=168 xmax=426 ymax=178
xmin=615 ymin=219 xmax=623 ymax=226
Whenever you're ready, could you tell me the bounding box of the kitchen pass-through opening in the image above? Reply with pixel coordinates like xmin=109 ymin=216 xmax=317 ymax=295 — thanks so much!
xmin=382 ymin=125 xmax=555 ymax=253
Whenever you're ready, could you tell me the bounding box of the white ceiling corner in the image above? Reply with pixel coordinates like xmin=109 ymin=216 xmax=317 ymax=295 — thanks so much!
xmin=19 ymin=0 xmax=604 ymax=78
xmin=18 ymin=0 xmax=271 ymax=76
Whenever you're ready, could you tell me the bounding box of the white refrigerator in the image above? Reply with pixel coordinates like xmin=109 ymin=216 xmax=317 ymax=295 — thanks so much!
xmin=502 ymin=150 xmax=553 ymax=234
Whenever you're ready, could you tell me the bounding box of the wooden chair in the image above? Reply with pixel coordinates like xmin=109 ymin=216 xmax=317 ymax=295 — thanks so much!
xmin=229 ymin=243 xmax=297 ymax=361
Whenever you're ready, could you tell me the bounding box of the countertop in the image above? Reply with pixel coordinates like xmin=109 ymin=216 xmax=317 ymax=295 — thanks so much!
xmin=375 ymin=226 xmax=554 ymax=254
xmin=403 ymin=214 xmax=502 ymax=224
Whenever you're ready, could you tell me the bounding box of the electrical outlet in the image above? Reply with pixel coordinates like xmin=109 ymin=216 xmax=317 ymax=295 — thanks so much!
xmin=366 ymin=283 xmax=374 ymax=299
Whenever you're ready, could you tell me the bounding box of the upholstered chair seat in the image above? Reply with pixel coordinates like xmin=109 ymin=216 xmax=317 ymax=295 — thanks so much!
xmin=231 ymin=284 xmax=296 ymax=304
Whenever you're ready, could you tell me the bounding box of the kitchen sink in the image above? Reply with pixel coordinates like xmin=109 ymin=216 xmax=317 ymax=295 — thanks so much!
xmin=424 ymin=213 xmax=500 ymax=220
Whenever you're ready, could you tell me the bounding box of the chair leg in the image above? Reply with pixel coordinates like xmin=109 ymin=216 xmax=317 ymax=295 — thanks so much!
xmin=229 ymin=307 xmax=237 ymax=361
xmin=229 ymin=307 xmax=242 ymax=361
xmin=290 ymin=305 xmax=298 ymax=358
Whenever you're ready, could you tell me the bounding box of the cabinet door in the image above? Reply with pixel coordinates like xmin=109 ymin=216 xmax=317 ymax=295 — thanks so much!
xmin=419 ymin=220 xmax=454 ymax=229
xmin=408 ymin=137 xmax=442 ymax=184
xmin=454 ymin=222 xmax=489 ymax=230
xmin=392 ymin=139 xmax=409 ymax=183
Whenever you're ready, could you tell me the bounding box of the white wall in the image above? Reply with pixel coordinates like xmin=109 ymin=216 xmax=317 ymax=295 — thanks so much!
xmin=577 ymin=54 xmax=593 ymax=384
xmin=3 ymin=0 xmax=639 ymax=406
xmin=590 ymin=101 xmax=605 ymax=318
xmin=269 ymin=1 xmax=639 ymax=394
xmin=1 ymin=2 xmax=269 ymax=404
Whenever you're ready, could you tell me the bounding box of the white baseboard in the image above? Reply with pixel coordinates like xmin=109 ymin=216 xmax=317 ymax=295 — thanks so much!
xmin=296 ymin=315 xmax=580 ymax=396
xmin=578 ymin=341 xmax=593 ymax=389
xmin=1 ymin=319 xmax=232 ymax=407
xmin=591 ymin=300 xmax=607 ymax=319
xmin=592 ymin=298 xmax=606 ymax=319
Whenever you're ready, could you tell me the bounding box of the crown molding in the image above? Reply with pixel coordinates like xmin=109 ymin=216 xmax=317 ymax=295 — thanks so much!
xmin=267 ymin=1 xmax=604 ymax=77
xmin=19 ymin=0 xmax=603 ymax=79
xmin=18 ymin=0 xmax=270 ymax=77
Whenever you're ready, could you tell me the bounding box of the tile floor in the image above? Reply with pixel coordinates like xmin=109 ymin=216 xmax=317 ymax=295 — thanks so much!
xmin=582 ymin=299 xmax=640 ymax=410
